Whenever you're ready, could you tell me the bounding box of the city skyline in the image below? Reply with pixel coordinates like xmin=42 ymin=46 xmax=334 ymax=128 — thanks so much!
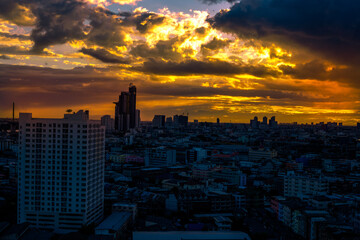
xmin=0 ymin=0 xmax=360 ymax=125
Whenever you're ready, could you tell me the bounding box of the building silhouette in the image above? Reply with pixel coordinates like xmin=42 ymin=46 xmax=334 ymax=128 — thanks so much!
xmin=114 ymin=84 xmax=139 ymax=132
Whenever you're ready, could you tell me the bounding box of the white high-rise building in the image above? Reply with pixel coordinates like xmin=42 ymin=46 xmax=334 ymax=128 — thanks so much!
xmin=17 ymin=110 xmax=105 ymax=233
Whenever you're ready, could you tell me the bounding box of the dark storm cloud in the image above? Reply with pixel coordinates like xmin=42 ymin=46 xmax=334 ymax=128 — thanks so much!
xmin=0 ymin=0 xmax=34 ymax=26
xmin=280 ymin=61 xmax=360 ymax=88
xmin=130 ymin=38 xmax=183 ymax=61
xmin=141 ymin=83 xmax=315 ymax=102
xmin=280 ymin=61 xmax=329 ymax=80
xmin=86 ymin=8 xmax=130 ymax=48
xmin=209 ymin=0 xmax=360 ymax=66
xmin=201 ymin=36 xmax=231 ymax=56
xmin=137 ymin=58 xmax=280 ymax=77
xmin=29 ymin=0 xmax=90 ymax=53
xmin=80 ymin=48 xmax=130 ymax=64
xmin=122 ymin=12 xmax=166 ymax=34
xmin=0 ymin=0 xmax=168 ymax=53
xmin=0 ymin=54 xmax=10 ymax=60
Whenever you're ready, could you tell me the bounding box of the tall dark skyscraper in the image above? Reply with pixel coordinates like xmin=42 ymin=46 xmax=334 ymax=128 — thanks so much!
xmin=114 ymin=84 xmax=137 ymax=132
xmin=129 ymin=84 xmax=137 ymax=129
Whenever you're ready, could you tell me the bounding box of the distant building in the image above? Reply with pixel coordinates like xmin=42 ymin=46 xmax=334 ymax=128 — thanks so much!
xmin=173 ymin=115 xmax=188 ymax=127
xmin=263 ymin=116 xmax=268 ymax=125
xmin=250 ymin=116 xmax=259 ymax=128
xmin=269 ymin=116 xmax=278 ymax=128
xmin=113 ymin=203 xmax=137 ymax=221
xmin=101 ymin=115 xmax=114 ymax=133
xmin=165 ymin=117 xmax=173 ymax=127
xmin=95 ymin=212 xmax=132 ymax=240
xmin=249 ymin=148 xmax=277 ymax=162
xmin=145 ymin=147 xmax=176 ymax=167
xmin=217 ymin=118 xmax=220 ymax=125
xmin=152 ymin=115 xmax=165 ymax=128
xmin=133 ymin=231 xmax=250 ymax=240
xmin=186 ymin=148 xmax=208 ymax=163
xmin=284 ymin=174 xmax=328 ymax=199
xmin=211 ymin=168 xmax=247 ymax=186
xmin=114 ymin=84 xmax=138 ymax=132
xmin=17 ymin=110 xmax=105 ymax=232
xmin=135 ymin=109 xmax=141 ymax=128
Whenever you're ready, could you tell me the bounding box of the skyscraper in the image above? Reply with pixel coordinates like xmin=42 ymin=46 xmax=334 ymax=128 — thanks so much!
xmin=269 ymin=116 xmax=278 ymax=128
xmin=114 ymin=84 xmax=138 ymax=132
xmin=129 ymin=84 xmax=137 ymax=129
xmin=17 ymin=110 xmax=105 ymax=233
xmin=152 ymin=115 xmax=165 ymax=128
xmin=263 ymin=116 xmax=267 ymax=125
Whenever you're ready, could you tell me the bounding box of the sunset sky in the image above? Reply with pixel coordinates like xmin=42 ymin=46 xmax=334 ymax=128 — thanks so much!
xmin=0 ymin=0 xmax=359 ymax=124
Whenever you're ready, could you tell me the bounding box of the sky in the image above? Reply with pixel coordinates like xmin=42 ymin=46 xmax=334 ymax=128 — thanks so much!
xmin=0 ymin=0 xmax=359 ymax=125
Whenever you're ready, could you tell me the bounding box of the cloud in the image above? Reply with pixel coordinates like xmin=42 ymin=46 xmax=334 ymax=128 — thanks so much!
xmin=209 ymin=0 xmax=360 ymax=66
xmin=0 ymin=0 xmax=35 ymax=26
xmin=280 ymin=61 xmax=360 ymax=88
xmin=0 ymin=0 xmax=168 ymax=53
xmin=201 ymin=36 xmax=231 ymax=56
xmin=0 ymin=54 xmax=10 ymax=59
xmin=0 ymin=45 xmax=31 ymax=55
xmin=122 ymin=11 xmax=166 ymax=34
xmin=200 ymin=0 xmax=238 ymax=4
xmin=84 ymin=0 xmax=142 ymax=7
xmin=137 ymin=58 xmax=280 ymax=77
xmin=80 ymin=47 xmax=130 ymax=63
xmin=130 ymin=38 xmax=183 ymax=61
xmin=0 ymin=32 xmax=30 ymax=40
xmin=29 ymin=0 xmax=90 ymax=53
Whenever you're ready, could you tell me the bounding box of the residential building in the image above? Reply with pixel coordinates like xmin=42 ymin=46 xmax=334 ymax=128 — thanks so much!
xmin=248 ymin=148 xmax=277 ymax=162
xmin=145 ymin=147 xmax=176 ymax=167
xmin=17 ymin=110 xmax=105 ymax=232
xmin=284 ymin=174 xmax=328 ymax=199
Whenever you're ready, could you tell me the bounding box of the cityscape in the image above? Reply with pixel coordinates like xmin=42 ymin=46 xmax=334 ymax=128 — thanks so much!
xmin=0 ymin=83 xmax=360 ymax=240
xmin=1 ymin=0 xmax=360 ymax=240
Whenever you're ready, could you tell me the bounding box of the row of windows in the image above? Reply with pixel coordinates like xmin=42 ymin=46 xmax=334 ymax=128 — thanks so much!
xmin=25 ymin=123 xmax=89 ymax=128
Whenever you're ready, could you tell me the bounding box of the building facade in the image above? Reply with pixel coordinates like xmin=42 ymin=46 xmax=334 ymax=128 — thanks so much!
xmin=284 ymin=174 xmax=328 ymax=199
xmin=17 ymin=110 xmax=105 ymax=232
xmin=145 ymin=147 xmax=176 ymax=167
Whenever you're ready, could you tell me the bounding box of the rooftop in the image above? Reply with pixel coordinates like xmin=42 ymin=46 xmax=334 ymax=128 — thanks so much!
xmin=95 ymin=212 xmax=132 ymax=231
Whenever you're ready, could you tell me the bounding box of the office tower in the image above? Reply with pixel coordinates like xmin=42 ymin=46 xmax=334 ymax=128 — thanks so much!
xmin=17 ymin=110 xmax=105 ymax=233
xmin=101 ymin=115 xmax=114 ymax=133
xmin=114 ymin=84 xmax=137 ymax=132
xmin=250 ymin=116 xmax=259 ymax=129
xmin=135 ymin=109 xmax=140 ymax=128
xmin=129 ymin=84 xmax=136 ymax=129
xmin=173 ymin=115 xmax=188 ymax=127
xmin=152 ymin=115 xmax=165 ymax=128
xmin=262 ymin=116 xmax=267 ymax=125
xmin=269 ymin=116 xmax=278 ymax=128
